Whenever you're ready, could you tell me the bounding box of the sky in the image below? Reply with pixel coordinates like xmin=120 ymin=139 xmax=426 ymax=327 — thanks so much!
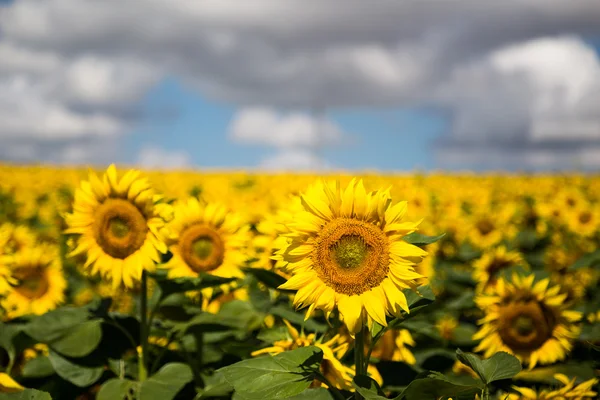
xmin=1 ymin=1 xmax=600 ymax=171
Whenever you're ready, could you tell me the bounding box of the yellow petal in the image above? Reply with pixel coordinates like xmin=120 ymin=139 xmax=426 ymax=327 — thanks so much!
xmin=338 ymin=295 xmax=363 ymax=333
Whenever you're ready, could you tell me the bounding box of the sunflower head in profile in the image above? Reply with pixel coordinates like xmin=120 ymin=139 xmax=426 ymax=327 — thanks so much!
xmin=1 ymin=245 xmax=66 ymax=319
xmin=472 ymin=246 xmax=528 ymax=292
xmin=163 ymin=198 xmax=250 ymax=301
xmin=473 ymin=274 xmax=581 ymax=369
xmin=251 ymin=319 xmax=381 ymax=391
xmin=276 ymin=179 xmax=427 ymax=334
xmin=65 ymin=165 xmax=172 ymax=290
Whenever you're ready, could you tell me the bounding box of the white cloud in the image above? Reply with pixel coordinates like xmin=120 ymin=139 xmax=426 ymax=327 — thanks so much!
xmin=136 ymin=146 xmax=191 ymax=169
xmin=259 ymin=149 xmax=330 ymax=171
xmin=1 ymin=1 xmax=600 ymax=168
xmin=228 ymin=108 xmax=344 ymax=148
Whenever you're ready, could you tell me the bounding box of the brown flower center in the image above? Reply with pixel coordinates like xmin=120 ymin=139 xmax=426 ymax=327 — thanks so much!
xmin=497 ymin=300 xmax=556 ymax=352
xmin=313 ymin=218 xmax=389 ymax=296
xmin=579 ymin=212 xmax=592 ymax=224
xmin=179 ymin=224 xmax=225 ymax=273
xmin=476 ymin=220 xmax=495 ymax=236
xmin=93 ymin=198 xmax=148 ymax=259
xmin=13 ymin=267 xmax=50 ymax=299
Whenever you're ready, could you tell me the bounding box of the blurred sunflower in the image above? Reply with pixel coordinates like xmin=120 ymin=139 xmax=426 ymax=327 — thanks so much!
xmin=436 ymin=315 xmax=459 ymax=341
xmin=163 ymin=198 xmax=250 ymax=301
xmin=467 ymin=212 xmax=504 ymax=249
xmin=1 ymin=245 xmax=66 ymax=319
xmin=65 ymin=165 xmax=172 ymax=290
xmin=0 ymin=223 xmax=36 ymax=255
xmin=252 ymin=320 xmax=381 ymax=391
xmin=506 ymin=374 xmax=597 ymax=400
xmin=277 ymin=179 xmax=427 ymax=333
xmin=473 ymin=274 xmax=581 ymax=368
xmin=565 ymin=206 xmax=599 ymax=238
xmin=369 ymin=329 xmax=416 ymax=365
xmin=473 ymin=246 xmax=527 ymax=292
xmin=0 ymin=373 xmax=24 ymax=393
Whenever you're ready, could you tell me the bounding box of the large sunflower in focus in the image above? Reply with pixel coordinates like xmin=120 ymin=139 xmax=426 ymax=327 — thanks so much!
xmin=163 ymin=198 xmax=250 ymax=300
xmin=277 ymin=179 xmax=427 ymax=333
xmin=473 ymin=274 xmax=581 ymax=368
xmin=65 ymin=165 xmax=172 ymax=289
xmin=1 ymin=245 xmax=66 ymax=319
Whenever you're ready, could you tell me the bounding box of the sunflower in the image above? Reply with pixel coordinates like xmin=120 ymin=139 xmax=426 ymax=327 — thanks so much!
xmin=251 ymin=320 xmax=381 ymax=391
xmin=276 ymin=179 xmax=427 ymax=333
xmin=1 ymin=245 xmax=66 ymax=319
xmin=473 ymin=246 xmax=527 ymax=292
xmin=506 ymin=374 xmax=598 ymax=400
xmin=473 ymin=274 xmax=581 ymax=368
xmin=163 ymin=198 xmax=250 ymax=301
xmin=369 ymin=329 xmax=416 ymax=365
xmin=436 ymin=315 xmax=458 ymax=341
xmin=65 ymin=165 xmax=172 ymax=290
xmin=565 ymin=206 xmax=599 ymax=238
xmin=0 ymin=223 xmax=36 ymax=255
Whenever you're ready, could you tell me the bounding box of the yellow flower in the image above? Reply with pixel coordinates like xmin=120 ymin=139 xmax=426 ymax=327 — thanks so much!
xmin=65 ymin=165 xmax=172 ymax=289
xmin=370 ymin=329 xmax=416 ymax=365
xmin=0 ymin=223 xmax=36 ymax=255
xmin=277 ymin=179 xmax=427 ymax=333
xmin=565 ymin=206 xmax=599 ymax=238
xmin=252 ymin=320 xmax=380 ymax=391
xmin=436 ymin=316 xmax=458 ymax=341
xmin=0 ymin=373 xmax=24 ymax=393
xmin=163 ymin=198 xmax=250 ymax=301
xmin=507 ymin=374 xmax=598 ymax=400
xmin=1 ymin=245 xmax=66 ymax=319
xmin=473 ymin=274 xmax=581 ymax=369
xmin=473 ymin=246 xmax=527 ymax=292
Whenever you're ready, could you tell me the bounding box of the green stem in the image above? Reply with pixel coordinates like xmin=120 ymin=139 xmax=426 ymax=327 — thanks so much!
xmin=354 ymin=326 xmax=367 ymax=400
xmin=139 ymin=270 xmax=149 ymax=382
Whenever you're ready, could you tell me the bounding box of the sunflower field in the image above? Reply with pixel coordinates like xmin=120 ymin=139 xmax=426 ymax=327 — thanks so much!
xmin=0 ymin=164 xmax=598 ymax=400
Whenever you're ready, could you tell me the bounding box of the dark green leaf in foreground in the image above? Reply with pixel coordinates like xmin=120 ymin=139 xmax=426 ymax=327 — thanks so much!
xmin=286 ymin=388 xmax=334 ymax=399
xmin=269 ymin=305 xmax=328 ymax=333
xmin=242 ymin=267 xmax=288 ymax=290
xmin=24 ymin=307 xmax=90 ymax=343
xmin=456 ymin=349 xmax=522 ymax=384
xmin=353 ymin=375 xmax=387 ymax=399
xmin=21 ymin=356 xmax=55 ymax=379
xmin=139 ymin=363 xmax=193 ymax=400
xmin=97 ymin=363 xmax=192 ymax=400
xmin=396 ymin=371 xmax=481 ymax=400
xmin=0 ymin=389 xmax=52 ymax=400
xmin=48 ymin=319 xmax=103 ymax=357
xmin=218 ymin=346 xmax=323 ymax=400
xmin=48 ymin=350 xmax=103 ymax=388
xmin=403 ymin=232 xmax=446 ymax=246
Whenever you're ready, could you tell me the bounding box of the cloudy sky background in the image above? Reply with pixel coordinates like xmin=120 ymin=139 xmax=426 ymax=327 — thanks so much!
xmin=1 ymin=0 xmax=600 ymax=171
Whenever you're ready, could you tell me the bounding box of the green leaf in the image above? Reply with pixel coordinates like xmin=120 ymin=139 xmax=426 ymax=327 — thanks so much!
xmin=21 ymin=356 xmax=55 ymax=379
xmin=403 ymin=232 xmax=445 ymax=246
xmin=456 ymin=349 xmax=521 ymax=384
xmin=0 ymin=322 xmax=29 ymax=372
xmin=149 ymin=270 xmax=237 ymax=301
xmin=353 ymin=375 xmax=387 ymax=399
xmin=269 ymin=306 xmax=328 ymax=333
xmin=48 ymin=319 xmax=103 ymax=357
xmin=24 ymin=307 xmax=90 ymax=343
xmin=404 ymin=285 xmax=436 ymax=310
xmin=257 ymin=325 xmax=290 ymax=344
xmin=275 ymin=388 xmax=334 ymax=400
xmin=0 ymin=389 xmax=53 ymax=400
xmin=569 ymin=249 xmax=600 ymax=270
xmin=515 ymin=362 xmax=596 ymax=384
xmin=96 ymin=378 xmax=137 ymax=400
xmin=370 ymin=321 xmax=385 ymax=338
xmin=195 ymin=374 xmax=234 ymax=399
xmin=48 ymin=350 xmax=103 ymax=388
xmin=242 ymin=268 xmax=288 ymax=290
xmin=218 ymin=346 xmax=323 ymax=400
xmin=170 ymin=313 xmax=240 ymax=338
xmin=139 ymin=363 xmax=193 ymax=400
xmin=395 ymin=371 xmax=481 ymax=400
